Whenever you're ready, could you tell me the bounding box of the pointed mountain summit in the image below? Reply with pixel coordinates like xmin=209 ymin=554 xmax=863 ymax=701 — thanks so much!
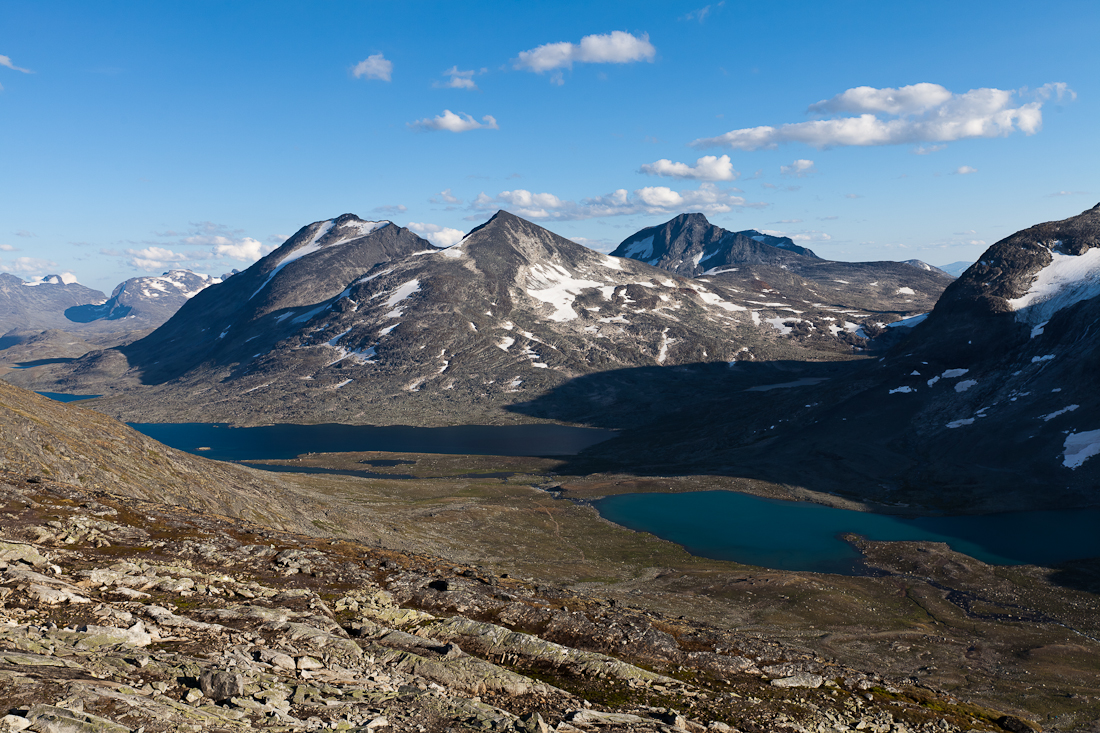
xmin=611 ymin=213 xmax=816 ymax=277
xmin=613 ymin=213 xmax=953 ymax=316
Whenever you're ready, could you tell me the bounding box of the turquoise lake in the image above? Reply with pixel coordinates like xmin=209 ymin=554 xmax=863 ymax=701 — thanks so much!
xmin=594 ymin=490 xmax=1100 ymax=574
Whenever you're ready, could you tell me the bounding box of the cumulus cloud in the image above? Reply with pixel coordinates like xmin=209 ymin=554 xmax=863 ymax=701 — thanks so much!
xmin=513 ymin=31 xmax=655 ymax=80
xmin=352 ymin=53 xmax=393 ymax=82
xmin=0 ymin=244 xmax=15 ymax=251
xmin=780 ymin=159 xmax=816 ymax=177
xmin=0 ymin=256 xmax=55 ymax=274
xmin=372 ymin=204 xmax=408 ymax=214
xmin=113 ymin=221 xmax=279 ymax=271
xmin=435 ymin=66 xmax=480 ymax=90
xmin=954 ymin=165 xmax=977 ymax=175
xmin=410 ymin=110 xmax=498 ymax=132
xmin=407 ymin=222 xmax=465 ymax=248
xmin=639 ymin=154 xmax=737 ymax=181
xmin=470 ymin=183 xmax=758 ymax=221
xmin=808 ymin=83 xmax=953 ymax=116
xmin=691 ymin=82 xmax=1074 ymax=150
xmin=126 ymin=246 xmax=189 ymax=271
xmin=430 ymin=189 xmax=462 ymax=205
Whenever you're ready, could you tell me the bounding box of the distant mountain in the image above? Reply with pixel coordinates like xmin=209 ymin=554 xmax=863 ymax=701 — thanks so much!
xmin=64 ymin=269 xmax=221 ymax=331
xmin=555 ymin=203 xmax=1100 ymax=512
xmin=937 ymin=261 xmax=973 ymax=277
xmin=14 ymin=211 xmax=899 ymax=425
xmin=611 ymin=213 xmax=817 ymax=277
xmin=902 ymin=259 xmax=952 ymax=277
xmin=613 ymin=213 xmax=954 ymax=318
xmin=0 ymin=273 xmax=106 ymax=333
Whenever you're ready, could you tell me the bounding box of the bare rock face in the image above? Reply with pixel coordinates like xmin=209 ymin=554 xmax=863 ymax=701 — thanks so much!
xmin=199 ymin=668 xmax=245 ymax=701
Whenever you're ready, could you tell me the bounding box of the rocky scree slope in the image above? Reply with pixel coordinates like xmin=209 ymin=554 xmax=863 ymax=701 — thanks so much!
xmin=577 ymin=204 xmax=1100 ymax=511
xmin=63 ymin=269 xmax=222 ymax=332
xmin=22 ymin=212 xmax=878 ymax=425
xmin=0 ymin=274 xmax=107 ymax=334
xmin=0 ymin=471 xmax=1026 ymax=733
xmin=0 ymin=380 xmax=313 ymax=532
xmin=613 ymin=214 xmax=952 ymax=318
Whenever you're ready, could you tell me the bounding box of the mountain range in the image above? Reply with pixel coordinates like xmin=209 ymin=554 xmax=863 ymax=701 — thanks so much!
xmin=6 ymin=211 xmax=944 ymax=425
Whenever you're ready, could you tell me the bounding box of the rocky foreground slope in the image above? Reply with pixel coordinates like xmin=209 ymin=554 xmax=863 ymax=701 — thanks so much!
xmin=0 ymin=470 xmax=1027 ymax=733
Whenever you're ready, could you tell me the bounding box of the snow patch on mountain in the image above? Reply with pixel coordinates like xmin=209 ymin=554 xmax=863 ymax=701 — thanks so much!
xmin=526 ymin=263 xmax=605 ymax=321
xmin=1064 ymin=429 xmax=1100 ymax=469
xmin=1007 ymin=247 xmax=1100 ymax=325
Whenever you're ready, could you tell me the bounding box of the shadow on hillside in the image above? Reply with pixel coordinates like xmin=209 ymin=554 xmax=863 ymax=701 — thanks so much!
xmin=506 ymin=356 xmax=871 ymax=480
xmin=506 ymin=358 xmax=1100 ymax=594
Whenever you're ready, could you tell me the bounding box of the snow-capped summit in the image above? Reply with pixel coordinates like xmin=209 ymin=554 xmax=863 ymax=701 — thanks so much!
xmin=64 ymin=269 xmax=223 ymax=329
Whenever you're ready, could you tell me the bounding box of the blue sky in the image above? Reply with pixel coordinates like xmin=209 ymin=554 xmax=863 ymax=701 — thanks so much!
xmin=2 ymin=0 xmax=1096 ymax=292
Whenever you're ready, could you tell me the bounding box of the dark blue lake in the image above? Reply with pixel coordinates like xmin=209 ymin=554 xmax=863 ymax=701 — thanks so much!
xmin=128 ymin=422 xmax=616 ymax=460
xmin=595 ymin=491 xmax=1100 ymax=574
xmin=37 ymin=392 xmax=101 ymax=403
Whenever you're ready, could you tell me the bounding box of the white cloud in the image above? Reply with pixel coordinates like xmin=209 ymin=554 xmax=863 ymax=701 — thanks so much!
xmin=682 ymin=2 xmax=724 ymax=22
xmin=0 ymin=244 xmax=15 ymax=251
xmin=762 ymin=228 xmax=831 ymax=242
xmin=407 ymin=222 xmax=465 ymax=248
xmin=410 ymin=110 xmax=498 ymax=132
xmin=513 ymin=31 xmax=655 ymax=79
xmin=372 ymin=204 xmax=408 ymax=214
xmin=0 ymin=256 xmax=55 ymax=274
xmin=692 ymin=83 xmax=1073 ymax=150
xmin=435 ymin=66 xmax=479 ymax=90
xmin=808 ymin=83 xmax=953 ymax=116
xmin=954 ymin=165 xmax=977 ymax=175
xmin=639 ymin=154 xmax=737 ymax=181
xmin=780 ymin=159 xmax=816 ymax=177
xmin=352 ymin=53 xmax=393 ymax=82
xmin=211 ymin=237 xmax=269 ymax=261
xmin=912 ymin=144 xmax=946 ymax=155
xmin=0 ymin=54 xmax=33 ymax=78
xmin=471 ymin=183 xmax=757 ymax=221
xmin=430 ymin=189 xmax=462 ymax=205
xmin=125 ymin=246 xmax=189 ymax=271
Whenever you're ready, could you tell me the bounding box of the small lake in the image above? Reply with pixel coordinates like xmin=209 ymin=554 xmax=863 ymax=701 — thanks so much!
xmin=595 ymin=491 xmax=1100 ymax=574
xmin=37 ymin=392 xmax=101 ymax=403
xmin=129 ymin=422 xmax=616 ymax=460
